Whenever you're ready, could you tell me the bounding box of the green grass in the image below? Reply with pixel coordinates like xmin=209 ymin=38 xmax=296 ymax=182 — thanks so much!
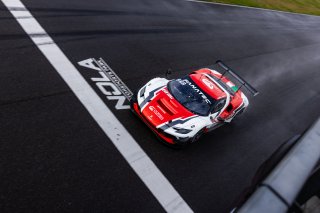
xmin=204 ymin=0 xmax=320 ymax=16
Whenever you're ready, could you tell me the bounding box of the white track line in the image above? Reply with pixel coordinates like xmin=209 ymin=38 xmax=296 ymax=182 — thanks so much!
xmin=2 ymin=0 xmax=193 ymax=212
xmin=186 ymin=0 xmax=320 ymax=18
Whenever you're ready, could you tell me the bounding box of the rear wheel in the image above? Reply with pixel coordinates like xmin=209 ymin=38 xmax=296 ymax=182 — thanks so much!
xmin=232 ymin=107 xmax=246 ymax=121
xmin=237 ymin=107 xmax=245 ymax=116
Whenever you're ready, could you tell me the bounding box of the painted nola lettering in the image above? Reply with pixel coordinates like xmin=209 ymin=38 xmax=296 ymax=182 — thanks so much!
xmin=78 ymin=58 xmax=133 ymax=110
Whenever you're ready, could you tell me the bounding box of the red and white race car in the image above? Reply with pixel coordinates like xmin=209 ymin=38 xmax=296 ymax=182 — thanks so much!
xmin=130 ymin=60 xmax=258 ymax=147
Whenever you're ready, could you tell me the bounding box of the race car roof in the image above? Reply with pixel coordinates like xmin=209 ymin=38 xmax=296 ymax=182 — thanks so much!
xmin=189 ymin=73 xmax=227 ymax=100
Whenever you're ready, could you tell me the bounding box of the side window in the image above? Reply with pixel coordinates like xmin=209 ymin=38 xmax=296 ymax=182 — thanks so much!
xmin=212 ymin=98 xmax=226 ymax=113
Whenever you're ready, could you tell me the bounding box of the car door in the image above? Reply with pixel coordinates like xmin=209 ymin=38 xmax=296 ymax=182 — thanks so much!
xmin=206 ymin=98 xmax=227 ymax=131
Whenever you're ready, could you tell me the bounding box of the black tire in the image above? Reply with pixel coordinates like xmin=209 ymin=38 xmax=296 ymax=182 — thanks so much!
xmin=129 ymin=91 xmax=138 ymax=111
xmin=232 ymin=107 xmax=245 ymax=121
xmin=237 ymin=107 xmax=245 ymax=116
xmin=159 ymin=139 xmax=184 ymax=150
xmin=191 ymin=128 xmax=205 ymax=143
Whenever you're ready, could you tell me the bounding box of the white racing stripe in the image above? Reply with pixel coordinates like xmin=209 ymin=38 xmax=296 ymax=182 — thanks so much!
xmin=2 ymin=0 xmax=193 ymax=212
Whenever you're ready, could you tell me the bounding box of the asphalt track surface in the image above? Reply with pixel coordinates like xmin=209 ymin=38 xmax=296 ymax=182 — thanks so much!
xmin=1 ymin=0 xmax=320 ymax=212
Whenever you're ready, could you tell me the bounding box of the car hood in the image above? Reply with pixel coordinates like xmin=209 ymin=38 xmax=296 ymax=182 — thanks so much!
xmin=141 ymin=87 xmax=195 ymax=127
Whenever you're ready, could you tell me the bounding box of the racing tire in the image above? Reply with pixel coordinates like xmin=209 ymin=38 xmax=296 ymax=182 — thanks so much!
xmin=129 ymin=91 xmax=138 ymax=112
xmin=190 ymin=128 xmax=205 ymax=143
xmin=232 ymin=107 xmax=246 ymax=121
xmin=237 ymin=107 xmax=245 ymax=116
xmin=159 ymin=139 xmax=185 ymax=150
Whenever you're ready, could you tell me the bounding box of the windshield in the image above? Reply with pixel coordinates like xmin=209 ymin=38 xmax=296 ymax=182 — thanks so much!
xmin=167 ymin=76 xmax=216 ymax=116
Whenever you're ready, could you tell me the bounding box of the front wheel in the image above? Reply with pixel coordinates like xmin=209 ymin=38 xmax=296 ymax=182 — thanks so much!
xmin=191 ymin=128 xmax=205 ymax=143
xmin=129 ymin=91 xmax=138 ymax=111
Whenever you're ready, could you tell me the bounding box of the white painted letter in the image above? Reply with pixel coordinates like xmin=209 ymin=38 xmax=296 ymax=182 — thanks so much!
xmin=96 ymin=82 xmax=122 ymax=96
xmin=91 ymin=71 xmax=110 ymax=82
xmin=107 ymin=96 xmax=130 ymax=109
xmin=78 ymin=58 xmax=101 ymax=71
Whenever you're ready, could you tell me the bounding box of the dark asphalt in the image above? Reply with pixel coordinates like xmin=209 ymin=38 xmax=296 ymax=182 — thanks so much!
xmin=1 ymin=0 xmax=320 ymax=212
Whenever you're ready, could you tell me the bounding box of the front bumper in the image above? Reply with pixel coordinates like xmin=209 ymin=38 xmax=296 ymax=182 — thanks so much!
xmin=130 ymin=99 xmax=176 ymax=144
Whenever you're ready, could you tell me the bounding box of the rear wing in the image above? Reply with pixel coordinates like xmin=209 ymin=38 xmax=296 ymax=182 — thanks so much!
xmin=216 ymin=60 xmax=259 ymax=96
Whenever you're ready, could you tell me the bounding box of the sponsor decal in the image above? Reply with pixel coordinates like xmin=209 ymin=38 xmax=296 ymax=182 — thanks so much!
xmin=149 ymin=106 xmax=164 ymax=120
xmin=202 ymin=78 xmax=214 ymax=89
xmin=177 ymin=79 xmax=212 ymax=104
xmin=78 ymin=58 xmax=133 ymax=110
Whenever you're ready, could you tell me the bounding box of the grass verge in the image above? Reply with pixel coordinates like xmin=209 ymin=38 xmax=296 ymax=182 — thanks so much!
xmin=203 ymin=0 xmax=320 ymax=16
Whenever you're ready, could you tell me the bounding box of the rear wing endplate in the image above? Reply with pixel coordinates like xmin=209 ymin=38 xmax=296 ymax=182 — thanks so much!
xmin=216 ymin=60 xmax=259 ymax=96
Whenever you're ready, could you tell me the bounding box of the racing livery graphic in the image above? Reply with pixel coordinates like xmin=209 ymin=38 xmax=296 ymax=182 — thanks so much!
xmin=131 ymin=60 xmax=258 ymax=147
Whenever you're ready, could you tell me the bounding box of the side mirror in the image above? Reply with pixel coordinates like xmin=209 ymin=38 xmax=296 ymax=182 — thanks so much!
xmin=165 ymin=68 xmax=172 ymax=78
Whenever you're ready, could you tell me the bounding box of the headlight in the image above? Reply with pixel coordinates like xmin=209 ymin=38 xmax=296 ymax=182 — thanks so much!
xmin=173 ymin=127 xmax=192 ymax=134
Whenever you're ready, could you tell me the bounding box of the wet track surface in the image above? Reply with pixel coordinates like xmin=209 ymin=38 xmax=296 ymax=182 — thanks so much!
xmin=1 ymin=0 xmax=320 ymax=212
